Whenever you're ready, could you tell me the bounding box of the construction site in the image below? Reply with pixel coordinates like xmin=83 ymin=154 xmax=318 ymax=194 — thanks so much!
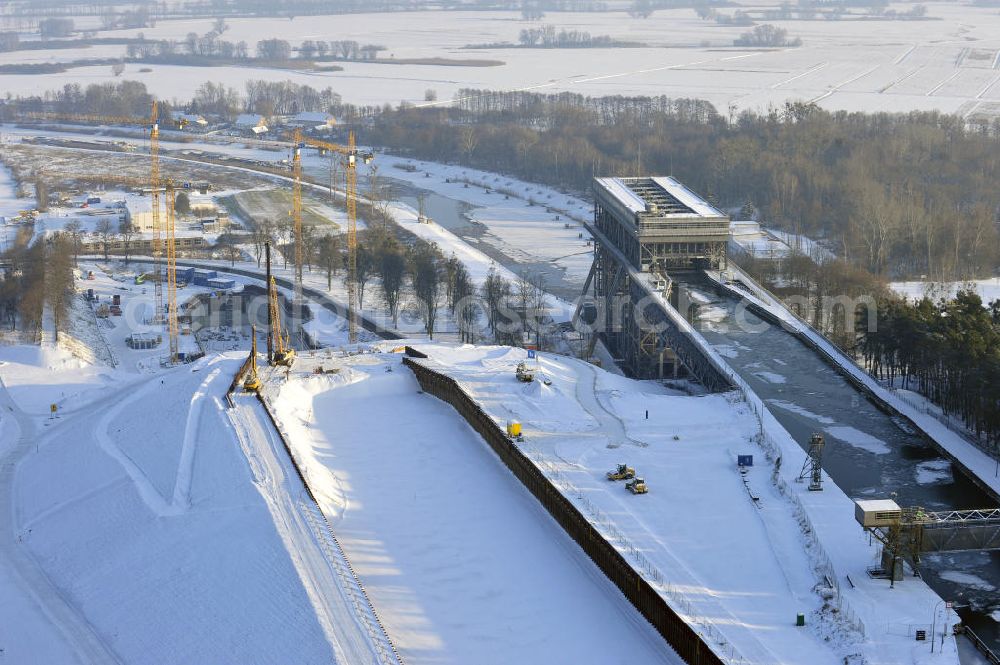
xmin=1 ymin=109 xmax=1000 ymax=665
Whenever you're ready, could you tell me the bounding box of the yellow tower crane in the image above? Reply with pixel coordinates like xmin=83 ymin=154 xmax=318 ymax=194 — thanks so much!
xmin=292 ymin=132 xmax=374 ymax=344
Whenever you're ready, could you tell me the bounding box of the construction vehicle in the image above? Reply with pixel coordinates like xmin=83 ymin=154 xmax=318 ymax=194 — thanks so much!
xmin=606 ymin=464 xmax=636 ymax=481
xmin=243 ymin=326 xmax=262 ymax=393
xmin=268 ymin=276 xmax=295 ymax=367
xmin=515 ymin=361 xmax=534 ymax=383
xmin=626 ymin=477 xmax=648 ymax=494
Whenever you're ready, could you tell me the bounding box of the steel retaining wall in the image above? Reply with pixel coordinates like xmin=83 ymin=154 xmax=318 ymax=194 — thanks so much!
xmin=401 ymin=351 xmax=725 ymax=665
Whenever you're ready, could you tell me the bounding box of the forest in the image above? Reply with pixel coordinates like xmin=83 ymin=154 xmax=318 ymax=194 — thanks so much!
xmin=861 ymin=291 xmax=1000 ymax=451
xmin=369 ymin=90 xmax=1000 ymax=282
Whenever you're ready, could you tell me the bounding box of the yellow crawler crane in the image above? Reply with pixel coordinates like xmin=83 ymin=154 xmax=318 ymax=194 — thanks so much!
xmin=269 ymin=277 xmax=295 ymax=367
xmin=244 ymin=325 xmax=262 ymax=393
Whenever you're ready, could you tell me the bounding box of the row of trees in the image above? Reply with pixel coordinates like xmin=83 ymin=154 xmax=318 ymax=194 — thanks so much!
xmin=369 ymin=93 xmax=1000 ymax=281
xmin=860 ymin=291 xmax=1000 ymax=448
xmin=298 ymin=40 xmax=386 ymax=60
xmin=0 ymin=233 xmax=75 ymax=335
xmin=190 ymin=79 xmax=344 ymax=118
xmin=516 ymin=25 xmax=639 ymax=47
xmin=733 ymin=25 xmax=802 ymax=47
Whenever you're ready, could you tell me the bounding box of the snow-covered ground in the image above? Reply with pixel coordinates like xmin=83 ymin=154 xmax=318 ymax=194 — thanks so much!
xmin=2 ymin=6 xmax=999 ymax=119
xmin=396 ymin=342 xmax=962 ymax=664
xmin=891 ymin=278 xmax=1000 ymax=306
xmin=385 ymin=157 xmax=593 ymax=285
xmin=0 ymin=343 xmax=390 ymax=663
xmin=266 ymin=348 xmax=682 ymax=665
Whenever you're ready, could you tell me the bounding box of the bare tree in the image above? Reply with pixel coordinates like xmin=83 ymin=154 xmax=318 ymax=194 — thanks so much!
xmin=319 ymin=234 xmax=340 ymax=290
xmin=410 ymin=241 xmax=442 ymax=339
xmin=118 ymin=219 xmax=137 ymax=265
xmin=63 ymin=219 xmax=82 ymax=265
xmin=480 ymin=264 xmax=511 ymax=340
xmin=379 ymin=245 xmax=406 ymax=326
xmin=95 ymin=218 xmax=114 ymax=261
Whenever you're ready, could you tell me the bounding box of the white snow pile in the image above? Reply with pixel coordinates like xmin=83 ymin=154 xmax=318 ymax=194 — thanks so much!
xmin=268 ymin=348 xmax=680 ymax=665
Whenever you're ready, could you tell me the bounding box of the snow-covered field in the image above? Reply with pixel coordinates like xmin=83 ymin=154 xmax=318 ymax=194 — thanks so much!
xmin=1 ymin=5 xmax=999 ymax=117
xmin=891 ymin=278 xmax=1000 ymax=305
xmin=268 ymin=349 xmax=680 ymax=665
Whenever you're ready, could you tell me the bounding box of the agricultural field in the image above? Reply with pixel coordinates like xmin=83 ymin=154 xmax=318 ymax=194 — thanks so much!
xmin=1 ymin=3 xmax=998 ymax=119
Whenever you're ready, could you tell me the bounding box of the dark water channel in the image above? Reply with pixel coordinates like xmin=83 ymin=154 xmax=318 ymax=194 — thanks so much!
xmin=673 ymin=273 xmax=1000 ymax=654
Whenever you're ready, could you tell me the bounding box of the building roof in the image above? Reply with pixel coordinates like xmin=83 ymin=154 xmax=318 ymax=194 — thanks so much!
xmin=855 ymin=499 xmax=901 ymax=513
xmin=594 ymin=176 xmax=726 ymax=220
xmin=235 ymin=113 xmax=265 ymax=126
xmin=292 ymin=111 xmax=335 ymax=124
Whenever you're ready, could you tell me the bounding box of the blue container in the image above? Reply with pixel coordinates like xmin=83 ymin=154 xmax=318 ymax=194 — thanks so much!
xmin=738 ymin=455 xmax=753 ymax=467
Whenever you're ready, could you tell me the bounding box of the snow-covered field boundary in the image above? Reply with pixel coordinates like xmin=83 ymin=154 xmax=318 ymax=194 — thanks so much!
xmin=249 ymin=385 xmax=404 ymax=665
xmin=400 ymin=350 xmax=733 ymax=665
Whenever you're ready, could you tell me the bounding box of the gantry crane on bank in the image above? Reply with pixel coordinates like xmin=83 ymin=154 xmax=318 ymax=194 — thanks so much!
xmin=856 ymin=499 xmax=1000 ymax=585
xmin=284 ymin=129 xmax=373 ymax=344
xmin=22 ymin=102 xmax=167 ymax=326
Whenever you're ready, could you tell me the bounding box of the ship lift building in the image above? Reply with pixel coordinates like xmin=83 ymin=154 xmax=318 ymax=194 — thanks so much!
xmin=583 ymin=176 xmax=731 ymax=383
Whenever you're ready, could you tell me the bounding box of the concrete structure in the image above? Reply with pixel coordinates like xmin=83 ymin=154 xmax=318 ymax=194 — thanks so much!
xmin=592 ymin=176 xmax=729 ymax=273
xmin=580 ymin=177 xmax=731 ymax=383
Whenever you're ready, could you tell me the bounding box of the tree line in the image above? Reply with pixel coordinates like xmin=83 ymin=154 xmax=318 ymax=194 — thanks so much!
xmin=860 ymin=290 xmax=1000 ymax=450
xmin=369 ymin=91 xmax=1000 ymax=281
xmin=0 ymin=234 xmax=75 ymax=335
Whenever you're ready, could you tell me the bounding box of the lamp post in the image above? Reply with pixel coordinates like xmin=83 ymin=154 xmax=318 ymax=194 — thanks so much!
xmin=931 ymin=600 xmax=948 ymax=653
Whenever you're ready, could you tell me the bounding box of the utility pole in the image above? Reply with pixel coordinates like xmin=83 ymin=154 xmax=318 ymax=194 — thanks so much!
xmin=265 ymin=241 xmax=273 ymax=363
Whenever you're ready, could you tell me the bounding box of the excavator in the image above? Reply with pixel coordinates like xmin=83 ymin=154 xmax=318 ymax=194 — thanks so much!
xmin=606 ymin=463 xmax=635 ymax=481
xmin=243 ymin=325 xmax=262 ymax=393
xmin=269 ymin=276 xmax=295 ymax=367
xmin=626 ymin=477 xmax=649 ymax=495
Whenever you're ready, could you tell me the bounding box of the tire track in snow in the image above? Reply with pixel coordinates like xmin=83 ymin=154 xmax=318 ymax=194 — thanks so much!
xmin=0 ymin=376 xmax=122 ymax=665
xmin=809 ymin=65 xmax=880 ymax=104
xmin=926 ymin=70 xmax=962 ymax=96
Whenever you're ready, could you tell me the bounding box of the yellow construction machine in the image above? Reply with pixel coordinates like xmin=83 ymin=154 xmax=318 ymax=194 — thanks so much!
xmin=626 ymin=477 xmax=649 ymax=495
xmin=244 ymin=326 xmax=262 ymax=393
xmin=269 ymin=277 xmax=295 ymax=367
xmin=515 ymin=361 xmax=534 ymax=383
xmin=606 ymin=463 xmax=636 ymax=481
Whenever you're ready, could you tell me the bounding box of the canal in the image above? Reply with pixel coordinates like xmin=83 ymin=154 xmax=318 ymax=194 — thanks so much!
xmin=673 ymin=272 xmax=1000 ymax=655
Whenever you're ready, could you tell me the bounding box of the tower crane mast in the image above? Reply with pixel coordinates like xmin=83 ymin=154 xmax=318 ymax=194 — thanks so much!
xmin=292 ymin=132 xmax=374 ymax=343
